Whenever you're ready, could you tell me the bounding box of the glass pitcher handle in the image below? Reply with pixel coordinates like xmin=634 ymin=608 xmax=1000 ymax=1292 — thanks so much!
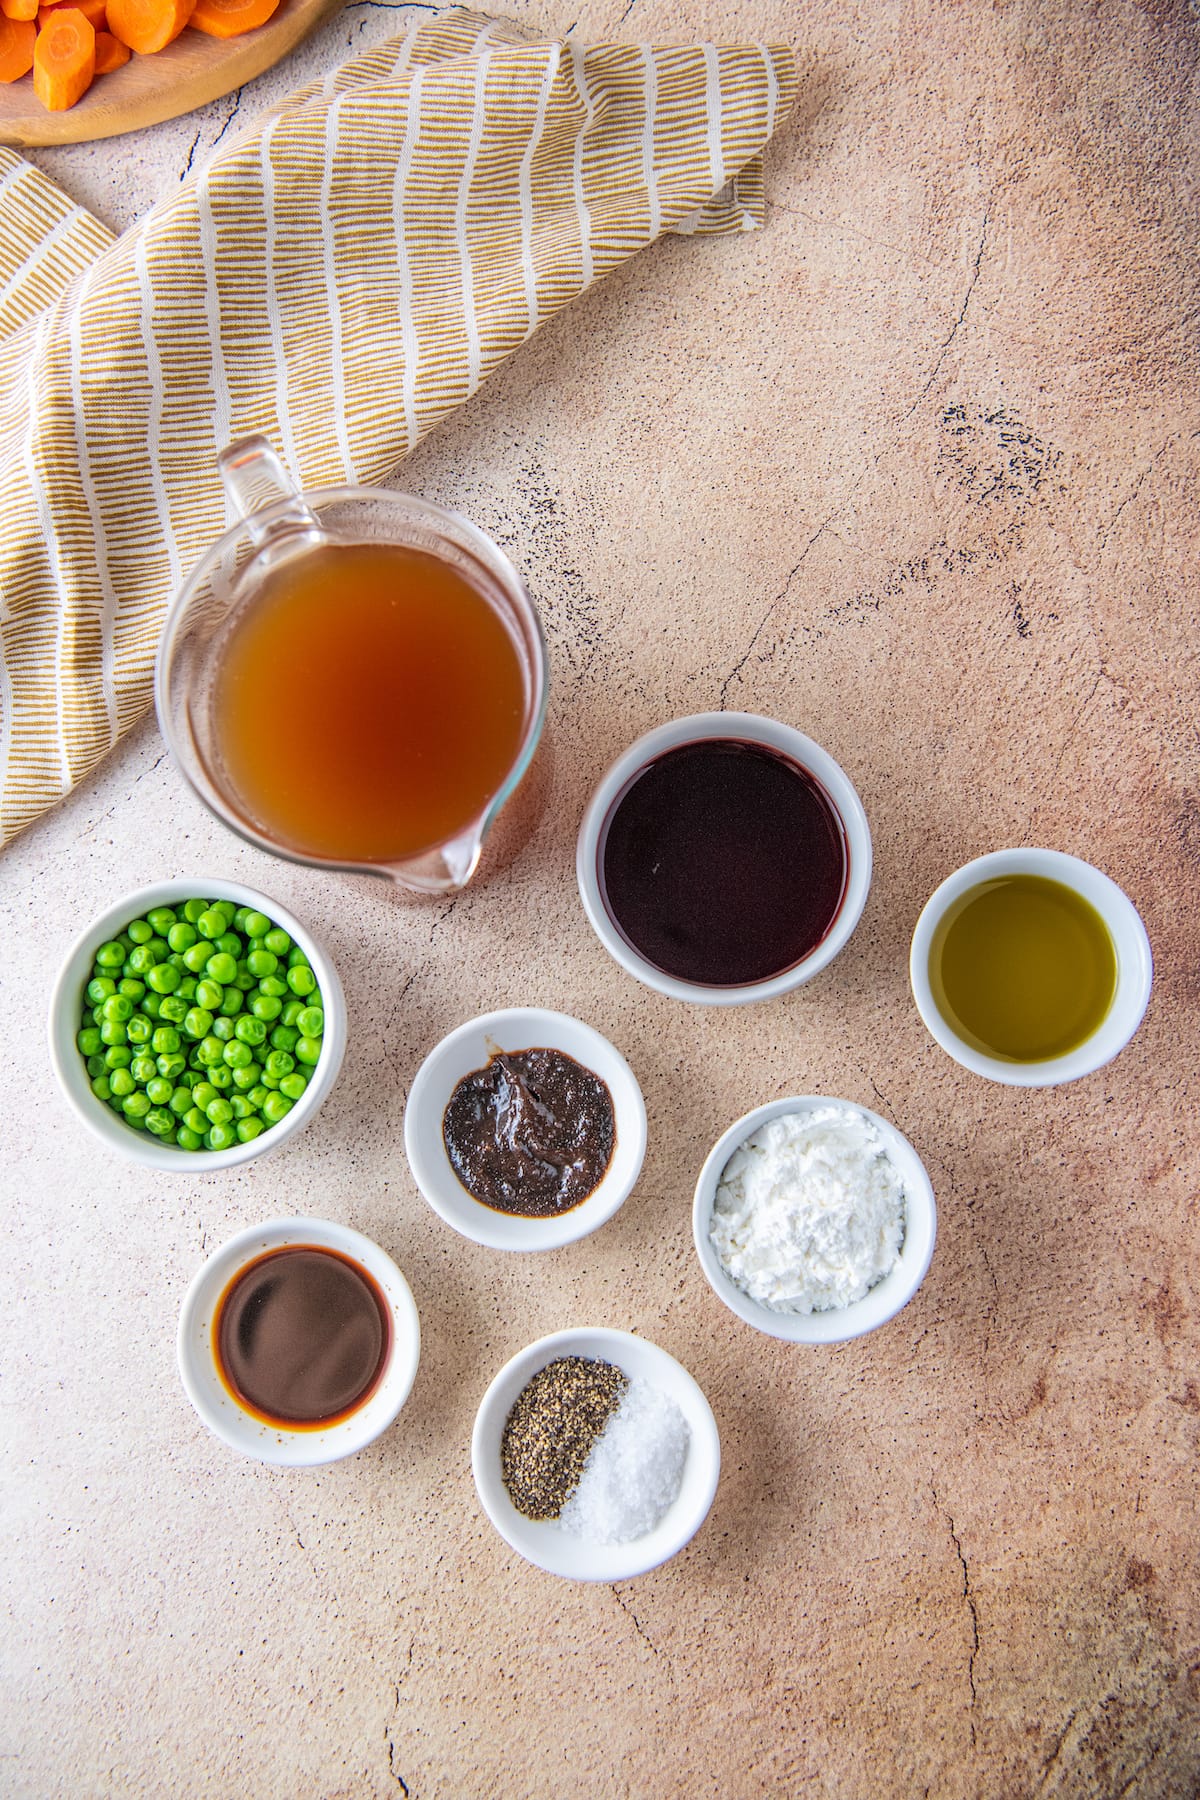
xmin=218 ymin=436 xmax=324 ymax=549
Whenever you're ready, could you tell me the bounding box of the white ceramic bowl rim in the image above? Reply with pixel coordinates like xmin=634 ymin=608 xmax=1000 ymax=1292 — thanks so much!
xmin=403 ymin=1008 xmax=647 ymax=1251
xmin=471 ymin=1326 xmax=721 ymax=1580
xmin=909 ymin=847 xmax=1153 ymax=1087
xmin=692 ymin=1096 xmax=937 ymax=1344
xmin=177 ymin=1215 xmax=421 ymax=1467
xmin=48 ymin=877 xmax=346 ymax=1171
xmin=575 ymin=711 xmax=873 ymax=1005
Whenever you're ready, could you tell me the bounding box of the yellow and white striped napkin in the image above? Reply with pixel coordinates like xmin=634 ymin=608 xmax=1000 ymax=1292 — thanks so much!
xmin=0 ymin=8 xmax=794 ymax=847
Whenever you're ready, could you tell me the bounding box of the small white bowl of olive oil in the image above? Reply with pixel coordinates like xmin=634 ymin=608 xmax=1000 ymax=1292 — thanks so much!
xmin=910 ymin=848 xmax=1152 ymax=1087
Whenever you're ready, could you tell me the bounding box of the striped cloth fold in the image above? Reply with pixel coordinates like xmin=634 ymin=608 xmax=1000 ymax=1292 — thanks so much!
xmin=0 ymin=8 xmax=795 ymax=847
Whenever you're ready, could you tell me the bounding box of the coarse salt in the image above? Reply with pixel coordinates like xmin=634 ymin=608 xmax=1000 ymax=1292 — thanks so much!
xmin=558 ymin=1377 xmax=689 ymax=1545
xmin=709 ymin=1105 xmax=907 ymax=1314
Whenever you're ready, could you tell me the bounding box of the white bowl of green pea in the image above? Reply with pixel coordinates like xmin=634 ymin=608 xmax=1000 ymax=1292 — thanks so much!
xmin=49 ymin=879 xmax=346 ymax=1170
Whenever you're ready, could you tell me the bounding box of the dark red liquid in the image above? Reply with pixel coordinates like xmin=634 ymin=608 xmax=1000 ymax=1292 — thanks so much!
xmin=215 ymin=1246 xmax=391 ymax=1430
xmin=599 ymin=738 xmax=848 ymax=987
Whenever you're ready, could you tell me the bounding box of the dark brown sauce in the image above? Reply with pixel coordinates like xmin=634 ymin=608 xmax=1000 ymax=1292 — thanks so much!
xmin=599 ymin=737 xmax=848 ymax=986
xmin=215 ymin=1245 xmax=392 ymax=1430
xmin=442 ymin=1048 xmax=615 ymax=1217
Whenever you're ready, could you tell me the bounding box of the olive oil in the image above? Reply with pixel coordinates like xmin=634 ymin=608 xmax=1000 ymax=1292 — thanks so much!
xmin=929 ymin=873 xmax=1117 ymax=1062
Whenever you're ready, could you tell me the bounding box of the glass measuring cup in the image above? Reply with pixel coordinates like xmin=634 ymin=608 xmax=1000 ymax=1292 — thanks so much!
xmin=156 ymin=438 xmax=548 ymax=894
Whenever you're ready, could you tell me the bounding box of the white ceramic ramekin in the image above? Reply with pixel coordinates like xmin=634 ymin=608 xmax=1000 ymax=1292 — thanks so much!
xmin=403 ymin=1008 xmax=647 ymax=1250
xmin=909 ymin=848 xmax=1152 ymax=1087
xmin=692 ymin=1096 xmax=937 ymax=1344
xmin=177 ymin=1215 xmax=420 ymax=1467
xmin=575 ymin=712 xmax=872 ymax=1005
xmin=48 ymin=878 xmax=346 ymax=1171
xmin=471 ymin=1327 xmax=720 ymax=1580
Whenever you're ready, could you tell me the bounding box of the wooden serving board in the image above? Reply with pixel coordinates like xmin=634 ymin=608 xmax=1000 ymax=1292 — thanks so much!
xmin=0 ymin=0 xmax=345 ymax=147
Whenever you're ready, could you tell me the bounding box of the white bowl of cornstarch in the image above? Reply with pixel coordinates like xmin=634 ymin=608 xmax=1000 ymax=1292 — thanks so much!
xmin=692 ymin=1097 xmax=937 ymax=1343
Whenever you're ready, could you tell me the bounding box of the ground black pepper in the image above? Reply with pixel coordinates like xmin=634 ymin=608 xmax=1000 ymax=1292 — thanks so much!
xmin=500 ymin=1356 xmax=628 ymax=1520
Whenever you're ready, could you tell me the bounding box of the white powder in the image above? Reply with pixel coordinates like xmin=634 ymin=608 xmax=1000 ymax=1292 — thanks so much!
xmin=558 ymin=1377 xmax=689 ymax=1545
xmin=709 ymin=1105 xmax=907 ymax=1314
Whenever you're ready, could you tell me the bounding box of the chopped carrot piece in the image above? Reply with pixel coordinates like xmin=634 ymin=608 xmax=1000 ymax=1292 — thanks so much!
xmin=105 ymin=0 xmax=192 ymax=52
xmin=38 ymin=0 xmax=104 ymax=29
xmin=0 ymin=10 xmax=34 ymax=75
xmin=33 ymin=5 xmax=93 ymax=106
xmin=92 ymin=23 xmax=126 ymax=67
xmin=189 ymin=0 xmax=276 ymax=37
xmin=0 ymin=0 xmax=39 ymax=23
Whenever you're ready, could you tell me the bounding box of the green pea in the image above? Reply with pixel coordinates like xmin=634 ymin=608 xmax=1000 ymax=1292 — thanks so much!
xmin=197 ymin=908 xmax=225 ymax=940
xmin=99 ymin=1019 xmax=128 ymax=1047
xmin=286 ymin=964 xmax=317 ymax=997
xmin=146 ymin=1108 xmax=176 ymax=1138
xmin=146 ymin=907 xmax=177 ymax=934
xmin=77 ymin=1027 xmax=102 ymax=1056
xmin=295 ymin=1037 xmax=322 ymax=1066
xmin=247 ymin=1085 xmax=269 ymax=1109
xmin=231 ymin=1062 xmax=261 ymax=1090
xmin=128 ymin=918 xmax=153 ymax=944
xmin=264 ymin=928 xmax=291 ymax=956
xmin=208 ymin=1065 xmax=233 ymax=1091
xmin=158 ymin=994 xmax=188 ymax=1024
xmin=151 ymin=1026 xmax=180 ymax=1054
xmin=287 ymin=946 xmax=309 ymax=968
xmin=102 ymin=994 xmax=133 ymax=1023
xmin=169 ymin=1088 xmax=192 ymax=1116
xmin=251 ymin=994 xmax=283 ymax=1022
xmin=167 ymin=921 xmax=197 ymax=952
xmin=265 ymin=1050 xmax=294 ymax=1079
xmin=177 ymin=977 xmax=198 ymax=1002
xmin=104 ymin=1045 xmax=132 ymax=1069
xmin=223 ymin=1040 xmax=253 ymax=1069
xmin=261 ymin=1071 xmax=281 ymax=1090
xmin=176 ymin=1126 xmax=203 ymax=1151
xmin=194 ymin=1036 xmax=223 ymax=1067
xmin=244 ymin=911 xmax=271 ymax=938
xmin=280 ymin=998 xmax=305 ymax=1027
xmin=234 ymin=1015 xmax=267 ymax=1046
xmin=184 ymin=1106 xmax=208 ymax=1135
xmin=95 ymin=940 xmax=125 ymax=969
xmin=182 ymin=942 xmax=212 ymax=974
xmin=261 ymin=1092 xmax=293 ymax=1124
xmin=259 ymin=975 xmax=288 ymax=998
xmin=86 ymin=976 xmax=116 ymax=1004
xmin=246 ymin=948 xmax=278 ymax=978
xmin=157 ymin=1053 xmax=187 ymax=1082
xmin=206 ymin=951 xmax=237 ymax=985
xmin=86 ymin=1054 xmax=107 ymax=1079
xmin=214 ymin=899 xmax=238 ymax=922
xmin=182 ymin=898 xmax=207 ymax=924
xmin=131 ymin=1055 xmax=157 ymax=1084
xmin=206 ymin=1122 xmax=237 ymax=1151
xmin=178 ymin=1068 xmax=200 ymax=1088
xmin=219 ymin=989 xmax=243 ymax=1018
xmin=215 ymin=932 xmax=243 ymax=959
xmin=126 ymin=944 xmax=158 ymax=975
xmin=183 ymin=1007 xmax=213 ymax=1039
xmin=229 ymin=1094 xmax=254 ymax=1119
xmin=142 ymin=994 xmax=163 ymax=1019
xmin=279 ymin=1072 xmax=308 ymax=1102
xmin=296 ymin=1007 xmax=324 ymax=1039
xmin=269 ymin=1025 xmax=299 ymax=1053
xmin=233 ymin=907 xmax=253 ymax=932
xmin=234 ymin=966 xmax=257 ymax=992
xmin=126 ymin=1015 xmax=153 ymax=1044
xmin=147 ymin=962 xmax=181 ymax=994
xmin=236 ymin=1117 xmax=265 ymax=1143
xmin=146 ymin=1078 xmax=173 ymax=1106
xmin=122 ymin=1091 xmax=151 ymax=1119
xmin=118 ymin=977 xmax=146 ymax=1000
xmin=90 ymin=1076 xmax=113 ymax=1101
xmin=191 ymin=1080 xmax=217 ymax=1109
xmin=205 ymin=1096 xmax=233 ymax=1126
xmin=194 ymin=978 xmax=223 ymax=1011
xmin=210 ymin=1016 xmax=234 ymax=1042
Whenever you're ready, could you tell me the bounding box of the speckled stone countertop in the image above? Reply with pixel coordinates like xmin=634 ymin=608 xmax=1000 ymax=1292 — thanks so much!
xmin=4 ymin=3 xmax=1199 ymax=1796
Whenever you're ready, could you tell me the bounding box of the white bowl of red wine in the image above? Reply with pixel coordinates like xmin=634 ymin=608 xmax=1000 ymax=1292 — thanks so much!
xmin=575 ymin=712 xmax=873 ymax=1005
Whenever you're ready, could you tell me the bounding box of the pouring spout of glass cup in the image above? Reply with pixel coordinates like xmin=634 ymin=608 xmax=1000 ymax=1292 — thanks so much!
xmin=155 ymin=438 xmax=549 ymax=896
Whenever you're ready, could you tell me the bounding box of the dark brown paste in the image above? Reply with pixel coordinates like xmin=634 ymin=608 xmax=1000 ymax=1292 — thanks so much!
xmin=442 ymin=1047 xmax=616 ymax=1217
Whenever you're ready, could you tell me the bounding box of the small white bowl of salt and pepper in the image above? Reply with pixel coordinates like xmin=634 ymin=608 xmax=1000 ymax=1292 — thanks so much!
xmin=692 ymin=1096 xmax=937 ymax=1344
xmin=472 ymin=1327 xmax=721 ymax=1581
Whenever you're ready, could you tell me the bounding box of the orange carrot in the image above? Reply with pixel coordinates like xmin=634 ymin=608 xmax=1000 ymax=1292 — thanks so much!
xmin=189 ymin=0 xmax=276 ymax=37
xmin=0 ymin=0 xmax=39 ymax=24
xmin=33 ymin=5 xmax=93 ymax=106
xmin=105 ymin=0 xmax=192 ymax=52
xmin=0 ymin=11 xmax=35 ymax=75
xmin=38 ymin=0 xmax=104 ymax=29
xmin=92 ymin=23 xmax=126 ymax=67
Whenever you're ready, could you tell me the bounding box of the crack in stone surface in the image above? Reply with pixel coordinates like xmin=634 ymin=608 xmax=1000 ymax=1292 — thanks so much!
xmin=933 ymin=1486 xmax=980 ymax=1744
